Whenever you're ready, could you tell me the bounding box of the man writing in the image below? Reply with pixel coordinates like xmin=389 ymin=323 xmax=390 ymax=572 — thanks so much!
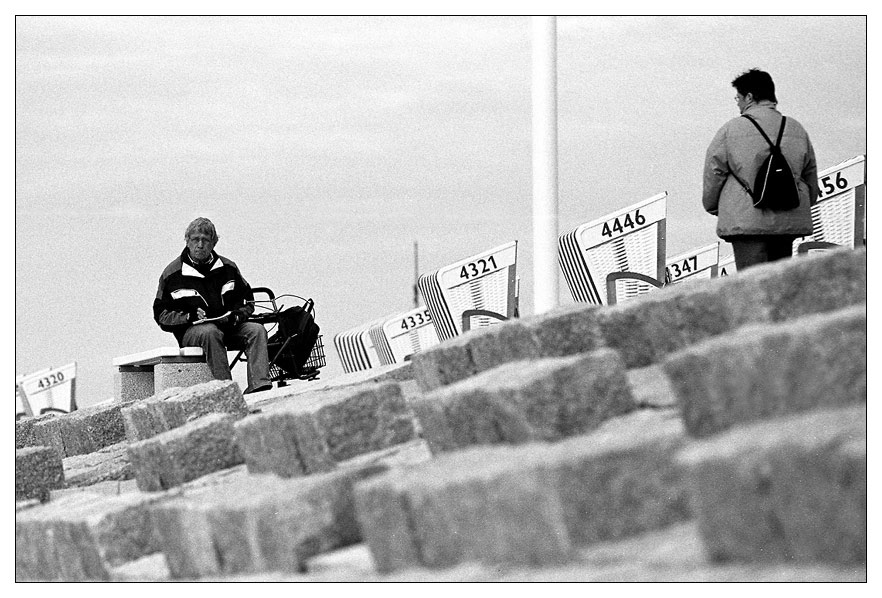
xmin=153 ymin=217 xmax=272 ymax=394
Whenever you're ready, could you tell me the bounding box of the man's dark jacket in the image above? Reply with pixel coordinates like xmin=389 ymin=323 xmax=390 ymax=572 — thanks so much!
xmin=153 ymin=248 xmax=256 ymax=345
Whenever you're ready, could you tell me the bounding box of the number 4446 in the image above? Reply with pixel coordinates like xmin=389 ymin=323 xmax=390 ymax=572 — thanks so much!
xmin=601 ymin=209 xmax=646 ymax=238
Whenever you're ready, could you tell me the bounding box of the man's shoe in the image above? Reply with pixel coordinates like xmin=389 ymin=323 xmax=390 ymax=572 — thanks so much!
xmin=244 ymin=384 xmax=273 ymax=395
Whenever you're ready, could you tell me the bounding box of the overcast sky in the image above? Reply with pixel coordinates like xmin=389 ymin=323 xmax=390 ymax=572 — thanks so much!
xmin=15 ymin=15 xmax=867 ymax=406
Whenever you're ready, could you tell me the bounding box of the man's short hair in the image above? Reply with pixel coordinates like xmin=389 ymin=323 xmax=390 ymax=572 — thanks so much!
xmin=731 ymin=68 xmax=777 ymax=103
xmin=184 ymin=217 xmax=219 ymax=243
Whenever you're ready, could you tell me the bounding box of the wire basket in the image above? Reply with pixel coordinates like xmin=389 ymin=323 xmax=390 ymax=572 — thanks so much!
xmin=304 ymin=334 xmax=326 ymax=370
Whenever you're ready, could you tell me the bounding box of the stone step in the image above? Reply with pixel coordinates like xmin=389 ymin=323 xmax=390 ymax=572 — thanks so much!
xmin=663 ymin=303 xmax=866 ymax=437
xmin=150 ymin=465 xmax=391 ymax=579
xmin=411 ymin=349 xmax=636 ymax=453
xmin=16 ymin=446 xmax=65 ymax=503
xmin=354 ymin=409 xmax=689 ymax=574
xmin=121 ymin=380 xmax=247 ymax=442
xmin=677 ymin=404 xmax=866 ymax=565
xmin=62 ymin=441 xmax=133 ymax=488
xmin=127 ymin=412 xmax=245 ymax=492
xmin=234 ymin=381 xmax=418 ymax=477
xmin=15 ymin=490 xmax=169 ymax=581
xmin=412 ymin=247 xmax=866 ymax=392
xmin=15 ymin=398 xmax=137 ymax=459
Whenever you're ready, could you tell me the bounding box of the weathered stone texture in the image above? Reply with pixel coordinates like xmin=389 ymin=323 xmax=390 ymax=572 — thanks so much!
xmin=63 ymin=441 xmax=133 ymax=488
xmin=542 ymin=409 xmax=691 ymax=545
xmin=410 ymin=247 xmax=866 ymax=391
xmin=664 ymin=303 xmax=866 ymax=437
xmin=355 ymin=410 xmax=688 ymax=574
xmin=15 ymin=491 xmax=170 ymax=580
xmin=312 ymin=382 xmax=417 ymax=462
xmin=127 ymin=413 xmax=244 ymax=491
xmin=234 ymin=382 xmax=417 ymax=477
xmin=122 ymin=380 xmax=247 ymax=442
xmin=678 ymin=404 xmax=866 ymax=565
xmin=354 ymin=447 xmax=573 ymax=574
xmin=151 ymin=466 xmax=388 ymax=579
xmin=16 ymin=446 xmax=65 ymax=502
xmin=234 ymin=408 xmax=335 ymax=477
xmin=412 ymin=350 xmax=635 ymax=453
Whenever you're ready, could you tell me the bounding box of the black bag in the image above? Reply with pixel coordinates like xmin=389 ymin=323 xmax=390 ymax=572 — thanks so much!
xmin=732 ymin=115 xmax=800 ymax=211
xmin=269 ymin=304 xmax=320 ymax=374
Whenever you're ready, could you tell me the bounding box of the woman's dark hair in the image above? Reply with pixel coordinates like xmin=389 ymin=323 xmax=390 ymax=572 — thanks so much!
xmin=731 ymin=68 xmax=777 ymax=103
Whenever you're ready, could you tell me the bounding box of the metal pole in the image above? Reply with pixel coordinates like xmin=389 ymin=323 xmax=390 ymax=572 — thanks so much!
xmin=413 ymin=241 xmax=420 ymax=307
xmin=532 ymin=16 xmax=560 ymax=315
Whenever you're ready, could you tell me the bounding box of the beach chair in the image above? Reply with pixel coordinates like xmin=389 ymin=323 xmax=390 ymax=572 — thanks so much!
xmin=664 ymin=242 xmax=720 ymax=285
xmin=794 ymin=155 xmax=866 ymax=255
xmin=559 ymin=192 xmax=667 ymax=306
xmin=418 ymin=240 xmax=519 ymax=340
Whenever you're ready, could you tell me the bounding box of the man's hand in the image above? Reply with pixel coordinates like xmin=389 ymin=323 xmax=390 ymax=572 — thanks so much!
xmin=195 ymin=308 xmax=207 ymax=321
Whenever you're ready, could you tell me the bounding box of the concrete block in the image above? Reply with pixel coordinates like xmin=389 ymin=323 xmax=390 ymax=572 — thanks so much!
xmin=120 ymin=386 xmax=183 ymax=441
xmin=354 ymin=446 xmax=573 ymax=573
xmin=412 ymin=320 xmax=541 ymax=392
xmin=154 ymin=361 xmax=213 ymax=393
xmin=678 ymin=404 xmax=866 ymax=565
xmin=16 ymin=491 xmax=169 ymax=572
xmin=127 ymin=413 xmax=244 ymax=491
xmin=234 ymin=407 xmax=336 ymax=477
xmin=151 ymin=467 xmax=387 ymax=579
xmin=122 ymin=380 xmax=246 ymax=442
xmin=663 ymin=304 xmax=866 ymax=437
xmin=74 ymin=399 xmax=136 ymax=452
xmin=722 ymin=246 xmax=866 ymax=326
xmin=595 ymin=282 xmax=734 ymax=368
xmin=312 ymin=382 xmax=418 ymax=462
xmin=15 ymin=516 xmax=109 ymax=581
xmin=541 ymin=409 xmax=691 ymax=545
xmin=522 ymin=302 xmax=606 ymax=357
xmin=15 ymin=414 xmax=45 ymax=449
xmin=16 ymin=446 xmax=65 ymax=502
xmin=411 ymin=332 xmax=483 ymax=392
xmin=114 ymin=366 xmax=155 ymax=403
xmin=63 ymin=441 xmax=133 ymax=488
xmin=413 ymin=350 xmax=635 ymax=453
xmin=31 ymin=415 xmax=93 ymax=459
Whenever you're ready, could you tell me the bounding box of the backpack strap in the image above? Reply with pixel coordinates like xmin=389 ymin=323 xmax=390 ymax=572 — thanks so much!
xmin=729 ymin=114 xmax=788 ymax=199
xmin=742 ymin=114 xmax=787 ymax=151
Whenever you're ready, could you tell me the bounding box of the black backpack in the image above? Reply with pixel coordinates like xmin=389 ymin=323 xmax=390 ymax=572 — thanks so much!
xmin=731 ymin=114 xmax=800 ymax=211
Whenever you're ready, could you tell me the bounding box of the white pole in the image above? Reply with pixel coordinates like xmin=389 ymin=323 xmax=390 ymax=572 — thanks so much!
xmin=531 ymin=16 xmax=560 ymax=314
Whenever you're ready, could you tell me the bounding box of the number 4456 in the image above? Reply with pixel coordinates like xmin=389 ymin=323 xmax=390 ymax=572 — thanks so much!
xmin=817 ymin=172 xmax=848 ymax=199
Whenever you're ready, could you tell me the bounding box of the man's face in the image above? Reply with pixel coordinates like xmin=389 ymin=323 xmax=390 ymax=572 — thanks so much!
xmin=735 ymin=91 xmax=751 ymax=114
xmin=187 ymin=232 xmax=216 ymax=262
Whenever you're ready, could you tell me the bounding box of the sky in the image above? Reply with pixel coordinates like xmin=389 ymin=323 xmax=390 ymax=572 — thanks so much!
xmin=14 ymin=15 xmax=867 ymax=407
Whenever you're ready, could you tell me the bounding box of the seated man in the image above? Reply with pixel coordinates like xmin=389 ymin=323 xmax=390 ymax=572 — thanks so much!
xmin=153 ymin=217 xmax=272 ymax=394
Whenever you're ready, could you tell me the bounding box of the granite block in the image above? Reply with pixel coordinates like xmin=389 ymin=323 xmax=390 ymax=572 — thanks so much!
xmin=413 ymin=350 xmax=635 ymax=452
xmin=16 ymin=446 xmax=65 ymax=502
xmin=127 ymin=413 xmax=244 ymax=491
xmin=663 ymin=304 xmax=867 ymax=437
xmin=678 ymin=404 xmax=866 ymax=565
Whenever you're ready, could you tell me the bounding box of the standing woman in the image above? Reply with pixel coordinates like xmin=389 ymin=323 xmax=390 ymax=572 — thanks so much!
xmin=703 ymin=68 xmax=820 ymax=270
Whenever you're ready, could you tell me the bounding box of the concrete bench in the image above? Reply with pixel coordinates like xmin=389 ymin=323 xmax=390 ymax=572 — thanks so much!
xmin=112 ymin=347 xmax=212 ymax=402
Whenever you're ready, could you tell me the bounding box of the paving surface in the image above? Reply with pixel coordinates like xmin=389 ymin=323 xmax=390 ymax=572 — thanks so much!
xmin=16 ymin=247 xmax=867 ymax=582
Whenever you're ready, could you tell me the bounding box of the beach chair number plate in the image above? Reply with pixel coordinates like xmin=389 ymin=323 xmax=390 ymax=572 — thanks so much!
xmin=459 ymin=256 xmax=499 ymax=281
xmin=817 ymin=159 xmax=864 ymax=200
xmin=399 ymin=309 xmax=433 ymax=331
xmin=578 ymin=194 xmax=666 ymax=250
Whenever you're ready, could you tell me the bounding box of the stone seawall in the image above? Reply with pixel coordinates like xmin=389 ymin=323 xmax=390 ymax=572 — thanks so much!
xmin=15 ymin=248 xmax=867 ymax=582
